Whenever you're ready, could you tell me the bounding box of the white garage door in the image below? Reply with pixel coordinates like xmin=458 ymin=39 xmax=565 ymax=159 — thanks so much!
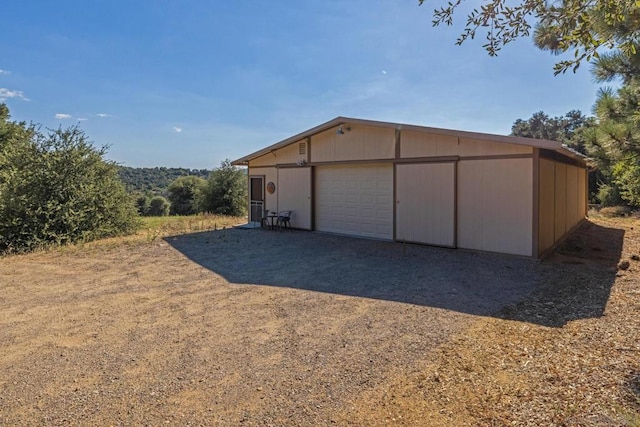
xmin=315 ymin=164 xmax=393 ymax=240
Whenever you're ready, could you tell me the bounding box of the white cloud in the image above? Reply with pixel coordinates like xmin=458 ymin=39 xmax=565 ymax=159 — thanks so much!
xmin=0 ymin=69 xmax=10 ymax=75
xmin=0 ymin=88 xmax=29 ymax=101
xmin=172 ymin=126 xmax=183 ymax=133
xmin=55 ymin=113 xmax=72 ymax=119
xmin=77 ymin=117 xmax=88 ymax=121
xmin=382 ymin=70 xmax=387 ymax=75
xmin=96 ymin=113 xmax=111 ymax=117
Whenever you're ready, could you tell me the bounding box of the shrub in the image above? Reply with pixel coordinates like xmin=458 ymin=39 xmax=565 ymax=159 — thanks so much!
xmin=167 ymin=175 xmax=207 ymax=215
xmin=199 ymin=160 xmax=247 ymax=216
xmin=147 ymin=196 xmax=170 ymax=216
xmin=0 ymin=108 xmax=139 ymax=253
xmin=597 ymin=183 xmax=624 ymax=207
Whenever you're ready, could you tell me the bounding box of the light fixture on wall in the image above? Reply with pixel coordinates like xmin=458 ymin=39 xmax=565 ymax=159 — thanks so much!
xmin=336 ymin=124 xmax=351 ymax=135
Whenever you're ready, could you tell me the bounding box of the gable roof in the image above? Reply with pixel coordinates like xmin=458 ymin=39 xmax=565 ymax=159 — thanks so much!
xmin=231 ymin=116 xmax=586 ymax=165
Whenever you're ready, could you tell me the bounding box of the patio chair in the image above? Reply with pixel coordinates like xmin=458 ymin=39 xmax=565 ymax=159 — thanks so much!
xmin=260 ymin=209 xmax=270 ymax=228
xmin=276 ymin=211 xmax=291 ymax=230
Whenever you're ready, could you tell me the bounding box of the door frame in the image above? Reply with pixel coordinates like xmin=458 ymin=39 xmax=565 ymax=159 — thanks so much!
xmin=248 ymin=175 xmax=265 ymax=224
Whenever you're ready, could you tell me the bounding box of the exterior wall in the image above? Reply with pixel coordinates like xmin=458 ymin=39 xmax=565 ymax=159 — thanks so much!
xmin=538 ymin=158 xmax=555 ymax=254
xmin=278 ymin=167 xmax=312 ymax=230
xmin=311 ymin=125 xmax=395 ymax=163
xmin=401 ymin=131 xmax=532 ymax=158
xmin=395 ymin=162 xmax=455 ymax=247
xmin=457 ymin=158 xmax=533 ymax=256
xmin=249 ymin=140 xmax=307 ymax=167
xmin=537 ymin=158 xmax=587 ymax=256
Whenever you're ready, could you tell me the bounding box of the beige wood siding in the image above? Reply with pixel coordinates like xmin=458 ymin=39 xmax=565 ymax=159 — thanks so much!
xmin=458 ymin=137 xmax=532 ymax=157
xmin=554 ymin=163 xmax=567 ymax=240
xmin=249 ymin=167 xmax=278 ymax=213
xmin=249 ymin=140 xmax=307 ymax=167
xmin=537 ymin=159 xmax=587 ymax=256
xmin=311 ymin=125 xmax=395 ymax=163
xmin=578 ymin=168 xmax=587 ymax=219
xmin=538 ymin=158 xmax=556 ymax=255
xmin=396 ymin=163 xmax=455 ymax=247
xmin=400 ymin=131 xmax=459 ymax=158
xmin=566 ymin=165 xmax=579 ymax=229
xmin=277 ymin=167 xmax=312 ymax=230
xmin=249 ymin=152 xmax=275 ymax=168
xmin=315 ymin=164 xmax=393 ymax=239
xmin=400 ymin=131 xmax=532 ymax=159
xmin=458 ymin=158 xmax=533 ymax=256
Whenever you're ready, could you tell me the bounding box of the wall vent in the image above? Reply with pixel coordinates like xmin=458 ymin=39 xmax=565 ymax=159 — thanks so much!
xmin=299 ymin=142 xmax=306 ymax=155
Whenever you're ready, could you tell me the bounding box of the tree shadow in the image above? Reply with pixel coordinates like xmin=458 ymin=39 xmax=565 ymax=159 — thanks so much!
xmin=164 ymin=221 xmax=623 ymax=327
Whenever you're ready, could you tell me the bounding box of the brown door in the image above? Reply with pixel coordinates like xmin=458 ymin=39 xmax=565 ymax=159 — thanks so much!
xmin=249 ymin=176 xmax=264 ymax=223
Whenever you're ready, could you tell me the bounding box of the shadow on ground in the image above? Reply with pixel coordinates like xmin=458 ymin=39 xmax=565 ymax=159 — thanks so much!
xmin=165 ymin=221 xmax=623 ymax=327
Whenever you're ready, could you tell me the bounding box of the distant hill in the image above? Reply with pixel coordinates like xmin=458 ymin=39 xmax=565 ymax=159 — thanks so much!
xmin=117 ymin=166 xmax=211 ymax=195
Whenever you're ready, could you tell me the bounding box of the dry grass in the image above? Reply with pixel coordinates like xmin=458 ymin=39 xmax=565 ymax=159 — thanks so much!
xmin=50 ymin=214 xmax=244 ymax=255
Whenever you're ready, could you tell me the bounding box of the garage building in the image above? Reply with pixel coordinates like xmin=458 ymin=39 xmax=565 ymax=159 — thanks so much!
xmin=232 ymin=117 xmax=587 ymax=258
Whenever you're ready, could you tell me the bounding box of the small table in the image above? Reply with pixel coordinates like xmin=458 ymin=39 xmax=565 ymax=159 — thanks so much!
xmin=267 ymin=213 xmax=278 ymax=230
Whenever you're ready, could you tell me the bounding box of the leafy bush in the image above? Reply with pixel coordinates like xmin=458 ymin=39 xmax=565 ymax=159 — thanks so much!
xmin=597 ymin=183 xmax=624 ymax=207
xmin=167 ymin=175 xmax=207 ymax=215
xmin=147 ymin=196 xmax=170 ymax=216
xmin=0 ymin=106 xmax=139 ymax=253
xmin=199 ymin=160 xmax=247 ymax=216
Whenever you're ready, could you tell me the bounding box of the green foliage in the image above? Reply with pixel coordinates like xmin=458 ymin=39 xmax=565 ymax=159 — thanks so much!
xmin=510 ymin=110 xmax=595 ymax=152
xmin=147 ymin=196 xmax=170 ymax=217
xmin=118 ymin=166 xmax=210 ymax=196
xmin=586 ymin=78 xmax=640 ymax=206
xmin=0 ymin=105 xmax=139 ymax=253
xmin=200 ymin=160 xmax=247 ymax=216
xmin=597 ymin=183 xmax=624 ymax=207
xmin=135 ymin=194 xmax=150 ymax=216
xmin=167 ymin=175 xmax=207 ymax=215
xmin=419 ymin=0 xmax=640 ymax=74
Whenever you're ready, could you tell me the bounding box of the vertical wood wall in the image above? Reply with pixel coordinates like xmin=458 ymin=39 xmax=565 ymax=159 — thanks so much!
xmin=537 ymin=157 xmax=587 ymax=256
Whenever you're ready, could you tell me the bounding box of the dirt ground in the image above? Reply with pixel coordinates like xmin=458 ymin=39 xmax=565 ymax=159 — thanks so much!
xmin=0 ymin=216 xmax=639 ymax=426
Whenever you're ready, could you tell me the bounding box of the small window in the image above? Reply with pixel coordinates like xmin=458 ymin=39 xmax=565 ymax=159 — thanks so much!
xmin=299 ymin=142 xmax=306 ymax=155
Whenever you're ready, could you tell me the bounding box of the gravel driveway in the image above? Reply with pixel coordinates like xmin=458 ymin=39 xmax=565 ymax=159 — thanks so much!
xmin=2 ymin=227 xmax=542 ymax=426
xmin=169 ymin=228 xmax=540 ymax=318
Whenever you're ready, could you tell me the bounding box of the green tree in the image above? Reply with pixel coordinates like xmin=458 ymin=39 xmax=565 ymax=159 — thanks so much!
xmin=511 ymin=109 xmax=602 ymax=202
xmin=419 ymin=0 xmax=640 ymax=74
xmin=147 ymin=196 xmax=170 ymax=216
xmin=200 ymin=160 xmax=247 ymax=216
xmin=511 ymin=110 xmax=594 ymax=151
xmin=167 ymin=175 xmax=207 ymax=215
xmin=134 ymin=193 xmax=150 ymax=216
xmin=0 ymin=105 xmax=139 ymax=253
xmin=586 ymin=84 xmax=640 ymax=206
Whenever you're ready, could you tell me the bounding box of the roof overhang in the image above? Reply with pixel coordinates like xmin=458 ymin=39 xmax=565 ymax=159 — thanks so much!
xmin=231 ymin=116 xmax=587 ymax=166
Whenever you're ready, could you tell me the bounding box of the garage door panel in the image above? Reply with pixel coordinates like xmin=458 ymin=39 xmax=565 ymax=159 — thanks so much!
xmin=316 ymin=164 xmax=393 ymax=240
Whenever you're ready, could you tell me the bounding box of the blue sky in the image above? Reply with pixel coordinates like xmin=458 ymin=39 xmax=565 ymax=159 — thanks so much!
xmin=1 ymin=1 xmax=601 ymax=169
